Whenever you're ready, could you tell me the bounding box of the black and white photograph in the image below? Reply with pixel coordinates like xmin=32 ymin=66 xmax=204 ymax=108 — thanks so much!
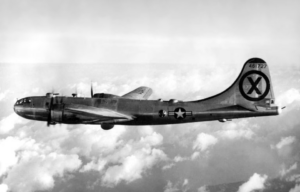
xmin=0 ymin=0 xmax=299 ymax=192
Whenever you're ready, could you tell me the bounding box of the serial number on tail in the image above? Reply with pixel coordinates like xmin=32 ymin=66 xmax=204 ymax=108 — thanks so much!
xmin=249 ymin=63 xmax=266 ymax=68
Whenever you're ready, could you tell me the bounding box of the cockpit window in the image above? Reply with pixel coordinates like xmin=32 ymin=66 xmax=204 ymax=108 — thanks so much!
xmin=16 ymin=98 xmax=31 ymax=105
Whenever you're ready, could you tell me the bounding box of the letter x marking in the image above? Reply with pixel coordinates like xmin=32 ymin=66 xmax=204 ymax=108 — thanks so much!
xmin=247 ymin=76 xmax=262 ymax=95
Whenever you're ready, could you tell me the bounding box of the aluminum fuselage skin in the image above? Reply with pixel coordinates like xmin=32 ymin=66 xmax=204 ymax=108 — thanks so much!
xmin=14 ymin=96 xmax=279 ymax=126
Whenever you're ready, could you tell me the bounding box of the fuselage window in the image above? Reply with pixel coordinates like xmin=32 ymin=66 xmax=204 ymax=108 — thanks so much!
xmin=16 ymin=99 xmax=31 ymax=105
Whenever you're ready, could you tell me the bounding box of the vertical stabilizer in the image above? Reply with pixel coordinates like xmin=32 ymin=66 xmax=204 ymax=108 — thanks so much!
xmin=236 ymin=58 xmax=275 ymax=109
xmin=197 ymin=58 xmax=277 ymax=111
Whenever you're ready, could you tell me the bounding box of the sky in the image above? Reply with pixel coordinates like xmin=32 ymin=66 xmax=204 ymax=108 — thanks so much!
xmin=0 ymin=0 xmax=300 ymax=192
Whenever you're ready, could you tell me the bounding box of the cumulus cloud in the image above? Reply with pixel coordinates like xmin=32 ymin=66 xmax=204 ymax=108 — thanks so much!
xmin=1 ymin=115 xmax=167 ymax=191
xmin=4 ymin=153 xmax=81 ymax=192
xmin=198 ymin=185 xmax=209 ymax=192
xmin=0 ymin=135 xmax=82 ymax=192
xmin=277 ymin=88 xmax=300 ymax=108
xmin=276 ymin=136 xmax=296 ymax=149
xmin=102 ymin=148 xmax=167 ymax=186
xmin=287 ymin=174 xmax=300 ymax=183
xmin=193 ymin=133 xmax=218 ymax=152
xmin=237 ymin=173 xmax=268 ymax=192
xmin=0 ymin=184 xmax=8 ymax=192
xmin=272 ymin=136 xmax=296 ymax=158
xmin=217 ymin=120 xmax=255 ymax=140
xmin=0 ymin=137 xmax=24 ymax=176
xmin=280 ymin=163 xmax=297 ymax=177
xmin=174 ymin=155 xmax=189 ymax=162
xmin=164 ymin=179 xmax=190 ymax=192
xmin=78 ymin=126 xmax=167 ymax=186
xmin=0 ymin=89 xmax=9 ymax=101
xmin=62 ymin=125 xmax=126 ymax=157
xmin=182 ymin=179 xmax=188 ymax=186
xmin=164 ymin=181 xmax=179 ymax=192
xmin=162 ymin=163 xmax=175 ymax=170
xmin=289 ymin=185 xmax=300 ymax=192
xmin=0 ymin=113 xmax=26 ymax=134
xmin=191 ymin=151 xmax=200 ymax=160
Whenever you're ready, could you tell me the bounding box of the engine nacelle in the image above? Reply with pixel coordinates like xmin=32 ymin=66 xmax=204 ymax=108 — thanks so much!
xmin=101 ymin=124 xmax=114 ymax=130
xmin=93 ymin=93 xmax=120 ymax=99
xmin=50 ymin=104 xmax=64 ymax=122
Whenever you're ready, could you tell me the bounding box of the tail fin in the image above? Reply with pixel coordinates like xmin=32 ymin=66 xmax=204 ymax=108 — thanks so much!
xmin=199 ymin=58 xmax=276 ymax=110
xmin=236 ymin=58 xmax=275 ymax=110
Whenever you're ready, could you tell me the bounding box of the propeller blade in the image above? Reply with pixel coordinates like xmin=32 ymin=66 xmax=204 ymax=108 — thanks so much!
xmin=91 ymin=82 xmax=94 ymax=98
xmin=47 ymin=96 xmax=54 ymax=127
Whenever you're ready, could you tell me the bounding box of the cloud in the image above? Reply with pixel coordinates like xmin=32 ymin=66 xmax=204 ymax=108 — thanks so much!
xmin=217 ymin=120 xmax=255 ymax=140
xmin=1 ymin=118 xmax=167 ymax=191
xmin=164 ymin=181 xmax=179 ymax=192
xmin=289 ymin=185 xmax=300 ymax=192
xmin=277 ymin=88 xmax=300 ymax=108
xmin=61 ymin=125 xmax=126 ymax=157
xmin=182 ymin=179 xmax=188 ymax=186
xmin=198 ymin=186 xmax=209 ymax=192
xmin=0 ymin=123 xmax=126 ymax=192
xmin=0 ymin=89 xmax=9 ymax=102
xmin=287 ymin=174 xmax=300 ymax=183
xmin=78 ymin=126 xmax=167 ymax=186
xmin=272 ymin=136 xmax=296 ymax=158
xmin=237 ymin=173 xmax=268 ymax=192
xmin=174 ymin=155 xmax=189 ymax=162
xmin=102 ymin=148 xmax=167 ymax=186
xmin=0 ymin=184 xmax=8 ymax=192
xmin=0 ymin=135 xmax=82 ymax=192
xmin=0 ymin=113 xmax=26 ymax=134
xmin=4 ymin=153 xmax=81 ymax=192
xmin=162 ymin=163 xmax=175 ymax=170
xmin=193 ymin=133 xmax=218 ymax=152
xmin=280 ymin=163 xmax=298 ymax=177
xmin=276 ymin=136 xmax=296 ymax=149
xmin=164 ymin=179 xmax=189 ymax=192
xmin=0 ymin=137 xmax=24 ymax=176
xmin=191 ymin=151 xmax=200 ymax=160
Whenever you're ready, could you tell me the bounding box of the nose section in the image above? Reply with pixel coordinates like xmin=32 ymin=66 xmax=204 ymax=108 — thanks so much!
xmin=14 ymin=102 xmax=20 ymax=115
xmin=14 ymin=99 xmax=24 ymax=116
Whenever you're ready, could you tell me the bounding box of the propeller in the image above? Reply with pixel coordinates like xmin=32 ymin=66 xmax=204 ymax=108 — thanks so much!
xmin=91 ymin=82 xmax=94 ymax=98
xmin=72 ymin=85 xmax=78 ymax=97
xmin=47 ymin=96 xmax=54 ymax=127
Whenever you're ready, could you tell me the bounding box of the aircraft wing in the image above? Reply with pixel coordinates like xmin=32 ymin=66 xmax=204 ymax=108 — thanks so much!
xmin=64 ymin=104 xmax=133 ymax=122
xmin=122 ymin=86 xmax=153 ymax=100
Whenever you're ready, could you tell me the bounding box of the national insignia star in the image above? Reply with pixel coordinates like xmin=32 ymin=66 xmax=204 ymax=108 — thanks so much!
xmin=175 ymin=109 xmax=185 ymax=118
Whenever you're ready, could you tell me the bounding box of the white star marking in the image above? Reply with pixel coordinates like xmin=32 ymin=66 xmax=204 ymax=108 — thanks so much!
xmin=175 ymin=109 xmax=185 ymax=118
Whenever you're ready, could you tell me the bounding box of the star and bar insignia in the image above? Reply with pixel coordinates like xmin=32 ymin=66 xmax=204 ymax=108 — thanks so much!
xmin=168 ymin=107 xmax=192 ymax=120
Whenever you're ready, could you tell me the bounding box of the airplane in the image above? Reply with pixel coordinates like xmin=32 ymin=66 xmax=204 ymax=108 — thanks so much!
xmin=14 ymin=58 xmax=280 ymax=130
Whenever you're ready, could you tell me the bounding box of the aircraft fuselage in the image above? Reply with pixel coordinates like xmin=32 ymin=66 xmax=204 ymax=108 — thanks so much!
xmin=14 ymin=96 xmax=279 ymax=126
